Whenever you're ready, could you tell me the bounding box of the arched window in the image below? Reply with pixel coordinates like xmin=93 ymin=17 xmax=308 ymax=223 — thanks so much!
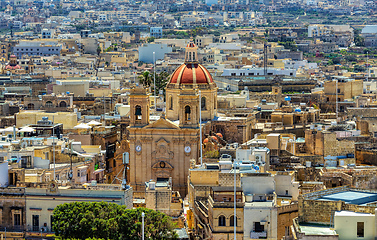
xmin=169 ymin=96 xmax=173 ymax=110
xmin=135 ymin=105 xmax=142 ymax=120
xmin=27 ymin=103 xmax=34 ymax=110
xmin=193 ymin=52 xmax=196 ymax=61
xmin=218 ymin=215 xmax=226 ymax=227
xmin=230 ymin=215 xmax=237 ymax=226
xmin=45 ymin=101 xmax=53 ymax=108
xmin=59 ymin=101 xmax=67 ymax=108
xmin=185 ymin=105 xmax=191 ymax=121
xmin=201 ymin=97 xmax=206 ymax=110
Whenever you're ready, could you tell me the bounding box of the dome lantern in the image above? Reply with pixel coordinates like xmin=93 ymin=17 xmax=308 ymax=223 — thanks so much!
xmin=185 ymin=40 xmax=198 ymax=64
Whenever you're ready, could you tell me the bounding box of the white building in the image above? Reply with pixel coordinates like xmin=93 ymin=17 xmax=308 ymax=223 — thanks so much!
xmin=242 ymin=172 xmax=299 ymax=240
xmin=138 ymin=43 xmax=172 ymax=63
xmin=334 ymin=211 xmax=376 ymax=240
xmin=221 ymin=67 xmax=296 ymax=77
xmin=242 ymin=173 xmax=277 ymax=240
xmin=41 ymin=29 xmax=55 ymax=39
xmin=150 ymin=27 xmax=163 ymax=38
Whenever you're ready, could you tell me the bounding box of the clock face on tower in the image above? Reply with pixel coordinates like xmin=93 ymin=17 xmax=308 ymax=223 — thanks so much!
xmin=135 ymin=145 xmax=142 ymax=152
xmin=184 ymin=146 xmax=191 ymax=153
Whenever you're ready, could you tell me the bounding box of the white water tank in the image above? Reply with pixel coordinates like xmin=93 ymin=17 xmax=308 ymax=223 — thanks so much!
xmin=149 ymin=181 xmax=156 ymax=190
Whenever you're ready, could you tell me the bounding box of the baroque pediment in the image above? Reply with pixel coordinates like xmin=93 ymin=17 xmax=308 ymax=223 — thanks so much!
xmin=143 ymin=118 xmax=180 ymax=130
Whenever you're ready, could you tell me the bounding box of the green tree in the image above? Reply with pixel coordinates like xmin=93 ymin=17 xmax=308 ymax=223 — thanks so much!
xmin=354 ymin=65 xmax=366 ymax=72
xmin=147 ymin=37 xmax=155 ymax=43
xmin=155 ymin=71 xmax=170 ymax=98
xmin=52 ymin=202 xmax=177 ymax=240
xmin=117 ymin=208 xmax=177 ymax=240
xmin=354 ymin=29 xmax=365 ymax=47
xmin=278 ymin=41 xmax=298 ymax=51
xmin=139 ymin=71 xmax=152 ymax=88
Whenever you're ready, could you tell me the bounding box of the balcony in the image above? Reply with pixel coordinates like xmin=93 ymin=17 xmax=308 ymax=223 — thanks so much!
xmin=250 ymin=231 xmax=267 ymax=239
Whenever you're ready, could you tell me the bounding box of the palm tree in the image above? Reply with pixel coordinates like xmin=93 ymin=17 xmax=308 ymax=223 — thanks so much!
xmin=138 ymin=71 xmax=152 ymax=87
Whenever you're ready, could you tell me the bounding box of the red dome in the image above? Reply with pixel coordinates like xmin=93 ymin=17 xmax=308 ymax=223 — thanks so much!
xmin=5 ymin=65 xmax=21 ymax=70
xmin=186 ymin=42 xmax=197 ymax=48
xmin=216 ymin=133 xmax=223 ymax=138
xmin=169 ymin=63 xmax=213 ymax=84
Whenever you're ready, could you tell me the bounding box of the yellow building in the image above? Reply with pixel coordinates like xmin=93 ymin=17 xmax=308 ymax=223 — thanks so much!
xmin=16 ymin=111 xmax=78 ymax=129
xmin=324 ymin=77 xmax=363 ymax=102
xmin=128 ymin=41 xmax=217 ymax=196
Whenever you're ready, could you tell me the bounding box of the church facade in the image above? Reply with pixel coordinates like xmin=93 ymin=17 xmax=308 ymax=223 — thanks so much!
xmin=128 ymin=42 xmax=217 ymax=196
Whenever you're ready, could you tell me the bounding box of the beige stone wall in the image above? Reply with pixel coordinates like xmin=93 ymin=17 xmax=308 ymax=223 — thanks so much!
xmin=351 ymin=80 xmax=363 ymax=98
xmin=324 ymin=80 xmax=363 ymax=102
xmin=190 ymin=170 xmax=219 ymax=185
xmin=128 ymin=126 xmax=200 ymax=196
xmin=166 ymin=85 xmax=217 ymax=121
xmin=323 ymin=132 xmax=355 ymax=156
xmin=53 ymin=83 xmax=88 ymax=97
xmin=208 ymin=199 xmax=244 ymax=239
xmin=15 ymin=111 xmax=78 ymax=129
xmin=298 ymin=187 xmax=376 ymax=224
xmin=277 ymin=204 xmax=298 ymax=240
xmin=218 ymin=172 xmax=240 ymax=187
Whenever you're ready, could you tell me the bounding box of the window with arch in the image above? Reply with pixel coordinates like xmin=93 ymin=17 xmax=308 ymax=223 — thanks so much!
xmin=193 ymin=52 xmax=196 ymax=61
xmin=185 ymin=105 xmax=191 ymax=121
xmin=169 ymin=96 xmax=173 ymax=110
xmin=230 ymin=215 xmax=237 ymax=226
xmin=45 ymin=101 xmax=53 ymax=108
xmin=135 ymin=105 xmax=142 ymax=120
xmin=27 ymin=103 xmax=34 ymax=110
xmin=201 ymin=97 xmax=206 ymax=110
xmin=59 ymin=101 xmax=67 ymax=108
xmin=218 ymin=215 xmax=226 ymax=227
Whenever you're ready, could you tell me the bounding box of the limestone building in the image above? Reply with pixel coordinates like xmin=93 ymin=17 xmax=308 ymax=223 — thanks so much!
xmin=128 ymin=41 xmax=217 ymax=196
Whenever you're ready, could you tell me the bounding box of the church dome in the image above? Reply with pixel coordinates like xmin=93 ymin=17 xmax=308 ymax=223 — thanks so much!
xmin=169 ymin=63 xmax=213 ymax=84
xmin=168 ymin=41 xmax=214 ymax=85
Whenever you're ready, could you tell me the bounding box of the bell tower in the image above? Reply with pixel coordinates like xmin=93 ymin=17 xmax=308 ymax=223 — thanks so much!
xmin=28 ymin=58 xmax=35 ymax=73
xmin=129 ymin=87 xmax=150 ymax=127
xmin=178 ymin=88 xmax=199 ymax=128
xmin=185 ymin=41 xmax=198 ymax=63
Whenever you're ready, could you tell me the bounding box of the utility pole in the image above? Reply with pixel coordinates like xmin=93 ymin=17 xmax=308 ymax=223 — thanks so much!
xmin=103 ymin=95 xmax=105 ymax=126
xmin=335 ymin=79 xmax=338 ymax=122
xmin=264 ymin=42 xmax=268 ymax=76
xmin=153 ymin=52 xmax=156 ymax=109
xmin=53 ymin=116 xmax=55 ymax=181
xmin=234 ymin=160 xmax=237 ymax=240
xmin=263 ymin=42 xmax=270 ymax=76
xmin=199 ymin=90 xmax=203 ymax=166
xmin=142 ymin=212 xmax=145 ymax=240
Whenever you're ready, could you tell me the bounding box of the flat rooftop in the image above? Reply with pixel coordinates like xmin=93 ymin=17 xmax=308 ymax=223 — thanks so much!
xmin=299 ymin=224 xmax=337 ymax=236
xmin=316 ymin=190 xmax=377 ymax=206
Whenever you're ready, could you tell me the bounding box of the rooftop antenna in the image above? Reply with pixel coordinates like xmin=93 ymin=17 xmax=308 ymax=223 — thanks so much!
xmin=153 ymin=51 xmax=156 ymax=109
xmin=263 ymin=41 xmax=270 ymax=76
xmin=68 ymin=141 xmax=73 ymax=182
xmin=10 ymin=22 xmax=13 ymax=39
